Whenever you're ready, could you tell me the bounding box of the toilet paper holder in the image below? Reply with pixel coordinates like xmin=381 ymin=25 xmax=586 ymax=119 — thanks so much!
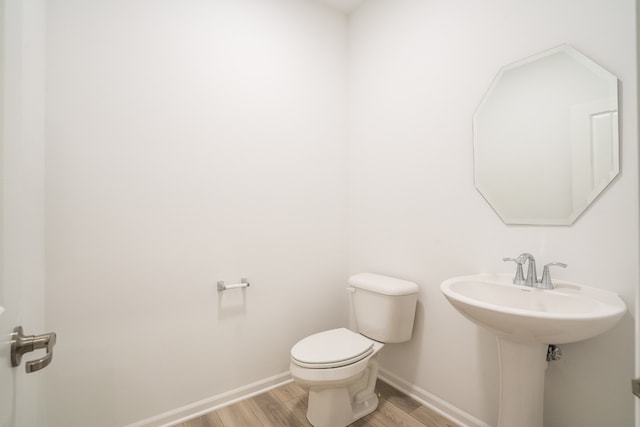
xmin=217 ymin=278 xmax=250 ymax=291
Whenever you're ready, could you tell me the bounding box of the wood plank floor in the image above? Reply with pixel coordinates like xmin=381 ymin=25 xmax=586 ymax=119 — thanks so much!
xmin=178 ymin=380 xmax=460 ymax=427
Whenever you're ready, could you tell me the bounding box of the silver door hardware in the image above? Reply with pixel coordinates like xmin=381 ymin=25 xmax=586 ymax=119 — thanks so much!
xmin=632 ymin=378 xmax=640 ymax=399
xmin=11 ymin=326 xmax=57 ymax=373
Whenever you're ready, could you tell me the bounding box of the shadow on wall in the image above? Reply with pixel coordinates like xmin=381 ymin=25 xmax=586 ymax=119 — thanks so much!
xmin=476 ymin=327 xmax=499 ymax=420
xmin=378 ymin=299 xmax=425 ymax=381
xmin=544 ymin=312 xmax=634 ymax=427
xmin=378 ymin=292 xmax=500 ymax=425
xmin=217 ymin=288 xmax=249 ymax=319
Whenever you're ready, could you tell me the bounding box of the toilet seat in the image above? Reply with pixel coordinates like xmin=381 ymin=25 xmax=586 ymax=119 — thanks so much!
xmin=291 ymin=328 xmax=374 ymax=369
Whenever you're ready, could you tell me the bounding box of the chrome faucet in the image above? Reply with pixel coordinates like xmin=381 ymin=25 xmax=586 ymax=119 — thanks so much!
xmin=517 ymin=253 xmax=537 ymax=286
xmin=503 ymin=253 xmax=567 ymax=289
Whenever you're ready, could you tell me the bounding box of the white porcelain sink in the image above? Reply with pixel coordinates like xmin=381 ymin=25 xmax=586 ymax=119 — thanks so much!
xmin=441 ymin=273 xmax=627 ymax=427
xmin=441 ymin=273 xmax=626 ymax=344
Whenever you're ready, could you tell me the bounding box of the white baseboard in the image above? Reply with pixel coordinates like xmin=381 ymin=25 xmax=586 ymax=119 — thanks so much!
xmin=378 ymin=368 xmax=492 ymax=427
xmin=126 ymin=368 xmax=489 ymax=427
xmin=124 ymin=371 xmax=293 ymax=427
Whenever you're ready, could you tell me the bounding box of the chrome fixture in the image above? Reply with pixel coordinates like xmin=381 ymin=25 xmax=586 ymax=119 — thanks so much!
xmin=502 ymin=257 xmax=525 ymax=285
xmin=504 ymin=253 xmax=567 ymax=290
xmin=217 ymin=277 xmax=250 ymax=291
xmin=539 ymin=262 xmax=568 ymax=290
xmin=546 ymin=344 xmax=563 ymax=361
xmin=11 ymin=326 xmax=57 ymax=373
xmin=521 ymin=253 xmax=537 ymax=286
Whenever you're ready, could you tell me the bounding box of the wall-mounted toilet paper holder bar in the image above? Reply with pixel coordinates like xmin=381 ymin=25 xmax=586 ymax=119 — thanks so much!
xmin=217 ymin=278 xmax=250 ymax=291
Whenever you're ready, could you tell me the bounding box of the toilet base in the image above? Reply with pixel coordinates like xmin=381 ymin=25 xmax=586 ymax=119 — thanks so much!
xmin=304 ymin=357 xmax=379 ymax=427
xmin=307 ymin=387 xmax=378 ymax=427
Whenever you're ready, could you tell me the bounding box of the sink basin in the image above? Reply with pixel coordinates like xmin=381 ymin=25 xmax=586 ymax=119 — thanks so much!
xmin=441 ymin=274 xmax=626 ymax=427
xmin=441 ymin=273 xmax=626 ymax=344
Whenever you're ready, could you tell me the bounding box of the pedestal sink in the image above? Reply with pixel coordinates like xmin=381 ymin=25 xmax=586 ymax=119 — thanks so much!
xmin=440 ymin=274 xmax=626 ymax=427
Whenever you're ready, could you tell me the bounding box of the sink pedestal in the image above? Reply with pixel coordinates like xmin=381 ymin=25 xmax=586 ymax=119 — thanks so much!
xmin=497 ymin=338 xmax=548 ymax=427
xmin=441 ymin=274 xmax=627 ymax=427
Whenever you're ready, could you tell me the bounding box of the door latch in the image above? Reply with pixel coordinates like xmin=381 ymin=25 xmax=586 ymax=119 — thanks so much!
xmin=632 ymin=378 xmax=640 ymax=399
xmin=11 ymin=326 xmax=57 ymax=373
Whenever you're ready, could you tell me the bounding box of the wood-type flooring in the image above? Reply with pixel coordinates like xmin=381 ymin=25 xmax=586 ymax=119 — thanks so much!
xmin=178 ymin=379 xmax=460 ymax=427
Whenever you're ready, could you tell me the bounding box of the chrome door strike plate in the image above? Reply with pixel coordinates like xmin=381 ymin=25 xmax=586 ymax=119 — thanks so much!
xmin=632 ymin=378 xmax=640 ymax=399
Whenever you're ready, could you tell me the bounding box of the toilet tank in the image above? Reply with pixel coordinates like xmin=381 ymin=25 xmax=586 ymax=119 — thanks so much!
xmin=348 ymin=273 xmax=419 ymax=343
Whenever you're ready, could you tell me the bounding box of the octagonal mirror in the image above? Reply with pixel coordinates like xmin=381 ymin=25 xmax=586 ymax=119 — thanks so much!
xmin=473 ymin=45 xmax=619 ymax=225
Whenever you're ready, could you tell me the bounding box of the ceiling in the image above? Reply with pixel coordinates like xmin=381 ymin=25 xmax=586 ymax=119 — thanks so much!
xmin=316 ymin=0 xmax=366 ymax=13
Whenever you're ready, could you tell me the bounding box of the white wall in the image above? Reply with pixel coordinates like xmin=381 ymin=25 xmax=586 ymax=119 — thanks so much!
xmin=348 ymin=1 xmax=637 ymax=426
xmin=44 ymin=0 xmax=349 ymax=425
xmin=44 ymin=0 xmax=638 ymax=426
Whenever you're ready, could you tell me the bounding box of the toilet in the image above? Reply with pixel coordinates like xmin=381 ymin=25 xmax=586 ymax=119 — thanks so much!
xmin=289 ymin=273 xmax=419 ymax=427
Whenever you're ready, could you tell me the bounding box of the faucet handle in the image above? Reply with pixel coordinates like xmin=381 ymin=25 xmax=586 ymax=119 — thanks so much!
xmin=503 ymin=257 xmax=525 ymax=285
xmin=539 ymin=262 xmax=567 ymax=290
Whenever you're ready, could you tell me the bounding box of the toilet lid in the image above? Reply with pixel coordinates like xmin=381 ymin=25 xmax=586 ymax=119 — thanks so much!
xmin=290 ymin=328 xmax=374 ymax=369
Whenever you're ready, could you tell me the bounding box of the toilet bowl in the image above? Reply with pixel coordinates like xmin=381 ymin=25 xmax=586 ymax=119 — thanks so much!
xmin=290 ymin=328 xmax=384 ymax=427
xmin=289 ymin=273 xmax=419 ymax=427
